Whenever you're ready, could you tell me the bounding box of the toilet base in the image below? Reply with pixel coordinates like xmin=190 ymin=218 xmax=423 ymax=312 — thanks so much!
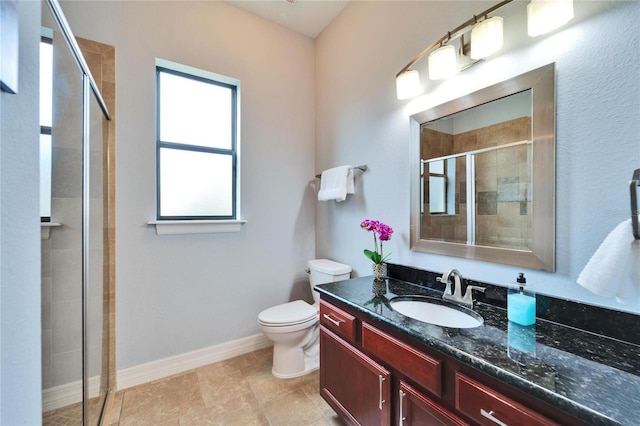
xmin=272 ymin=360 xmax=318 ymax=379
xmin=271 ymin=340 xmax=319 ymax=379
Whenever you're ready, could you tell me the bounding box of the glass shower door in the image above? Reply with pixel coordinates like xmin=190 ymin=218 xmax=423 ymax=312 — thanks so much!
xmin=41 ymin=1 xmax=111 ymax=424
xmin=84 ymin=82 xmax=109 ymax=425
xmin=41 ymin=9 xmax=84 ymax=424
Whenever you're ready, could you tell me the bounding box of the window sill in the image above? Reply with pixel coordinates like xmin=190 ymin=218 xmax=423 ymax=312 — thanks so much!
xmin=41 ymin=222 xmax=62 ymax=240
xmin=148 ymin=219 xmax=247 ymax=235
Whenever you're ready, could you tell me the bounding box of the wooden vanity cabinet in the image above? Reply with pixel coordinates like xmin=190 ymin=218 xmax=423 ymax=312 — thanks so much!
xmin=320 ymin=296 xmax=586 ymax=426
xmin=319 ymin=326 xmax=391 ymax=425
xmin=320 ymin=298 xmax=454 ymax=426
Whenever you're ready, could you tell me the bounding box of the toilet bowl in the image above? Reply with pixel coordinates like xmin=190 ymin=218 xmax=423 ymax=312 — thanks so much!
xmin=257 ymin=259 xmax=351 ymax=379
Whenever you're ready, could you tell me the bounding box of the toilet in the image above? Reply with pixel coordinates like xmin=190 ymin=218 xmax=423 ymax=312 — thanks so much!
xmin=257 ymin=259 xmax=351 ymax=379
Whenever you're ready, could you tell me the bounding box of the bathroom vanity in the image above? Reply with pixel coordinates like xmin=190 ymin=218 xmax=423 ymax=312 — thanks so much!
xmin=316 ymin=269 xmax=640 ymax=426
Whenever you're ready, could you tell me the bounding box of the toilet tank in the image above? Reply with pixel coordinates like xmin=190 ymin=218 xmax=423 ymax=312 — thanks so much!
xmin=308 ymin=259 xmax=351 ymax=304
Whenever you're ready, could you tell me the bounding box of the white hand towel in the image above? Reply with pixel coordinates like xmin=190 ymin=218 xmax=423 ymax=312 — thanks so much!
xmin=577 ymin=219 xmax=640 ymax=303
xmin=318 ymin=165 xmax=354 ymax=202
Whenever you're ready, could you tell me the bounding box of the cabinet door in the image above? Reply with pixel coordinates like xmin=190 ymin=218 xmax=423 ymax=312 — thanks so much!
xmin=400 ymin=381 xmax=469 ymax=426
xmin=320 ymin=326 xmax=391 ymax=426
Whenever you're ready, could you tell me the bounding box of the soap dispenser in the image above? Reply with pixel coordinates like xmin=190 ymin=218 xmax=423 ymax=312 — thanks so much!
xmin=507 ymin=273 xmax=536 ymax=326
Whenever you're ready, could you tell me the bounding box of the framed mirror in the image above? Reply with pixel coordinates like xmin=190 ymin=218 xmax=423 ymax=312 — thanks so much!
xmin=410 ymin=63 xmax=555 ymax=271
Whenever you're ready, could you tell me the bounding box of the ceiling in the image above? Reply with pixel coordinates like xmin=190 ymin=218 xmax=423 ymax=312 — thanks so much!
xmin=225 ymin=0 xmax=350 ymax=39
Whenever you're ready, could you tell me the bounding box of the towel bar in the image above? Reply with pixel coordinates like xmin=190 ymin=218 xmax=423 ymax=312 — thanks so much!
xmin=315 ymin=165 xmax=368 ymax=179
xmin=631 ymin=169 xmax=640 ymax=239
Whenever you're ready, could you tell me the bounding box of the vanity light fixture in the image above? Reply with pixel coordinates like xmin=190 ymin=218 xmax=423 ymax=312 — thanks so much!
xmin=428 ymin=44 xmax=459 ymax=80
xmin=470 ymin=16 xmax=504 ymax=60
xmin=395 ymin=0 xmax=574 ymax=100
xmin=396 ymin=69 xmax=420 ymax=100
xmin=527 ymin=0 xmax=574 ymax=37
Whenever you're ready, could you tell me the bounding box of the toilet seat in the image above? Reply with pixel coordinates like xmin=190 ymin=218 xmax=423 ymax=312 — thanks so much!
xmin=258 ymin=300 xmax=318 ymax=327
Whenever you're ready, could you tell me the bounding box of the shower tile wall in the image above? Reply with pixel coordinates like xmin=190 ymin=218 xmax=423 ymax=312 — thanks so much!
xmin=421 ymin=117 xmax=532 ymax=249
xmin=76 ymin=35 xmax=117 ymax=397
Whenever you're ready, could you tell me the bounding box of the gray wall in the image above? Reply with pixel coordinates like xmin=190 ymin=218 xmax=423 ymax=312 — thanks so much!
xmin=0 ymin=0 xmax=42 ymax=422
xmin=315 ymin=1 xmax=640 ymax=313
xmin=60 ymin=1 xmax=317 ymax=371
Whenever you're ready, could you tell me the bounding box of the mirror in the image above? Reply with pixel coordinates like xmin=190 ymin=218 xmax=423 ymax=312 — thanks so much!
xmin=410 ymin=63 xmax=555 ymax=271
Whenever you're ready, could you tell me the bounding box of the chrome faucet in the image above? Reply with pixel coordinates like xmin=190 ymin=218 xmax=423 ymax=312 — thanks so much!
xmin=439 ymin=269 xmax=463 ymax=299
xmin=439 ymin=269 xmax=485 ymax=307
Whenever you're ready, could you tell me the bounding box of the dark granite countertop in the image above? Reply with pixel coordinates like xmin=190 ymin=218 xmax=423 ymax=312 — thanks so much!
xmin=315 ymin=276 xmax=640 ymax=426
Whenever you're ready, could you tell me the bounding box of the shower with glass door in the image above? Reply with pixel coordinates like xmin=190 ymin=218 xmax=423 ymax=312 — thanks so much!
xmin=40 ymin=0 xmax=114 ymax=424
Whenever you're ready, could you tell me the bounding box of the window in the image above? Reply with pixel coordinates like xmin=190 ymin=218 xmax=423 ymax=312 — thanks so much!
xmin=428 ymin=159 xmax=447 ymax=214
xmin=424 ymin=157 xmax=456 ymax=215
xmin=155 ymin=59 xmax=240 ymax=223
xmin=40 ymin=36 xmax=53 ymax=222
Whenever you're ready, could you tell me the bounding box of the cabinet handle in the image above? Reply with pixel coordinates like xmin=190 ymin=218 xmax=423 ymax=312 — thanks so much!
xmin=399 ymin=390 xmax=406 ymax=424
xmin=378 ymin=375 xmax=386 ymax=410
xmin=322 ymin=313 xmax=342 ymax=327
xmin=481 ymin=409 xmax=508 ymax=426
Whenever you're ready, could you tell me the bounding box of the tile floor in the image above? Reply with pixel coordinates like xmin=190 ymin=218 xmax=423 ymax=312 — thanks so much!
xmin=44 ymin=347 xmax=346 ymax=426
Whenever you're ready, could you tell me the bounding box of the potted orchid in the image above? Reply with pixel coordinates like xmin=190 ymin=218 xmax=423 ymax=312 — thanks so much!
xmin=360 ymin=219 xmax=393 ymax=282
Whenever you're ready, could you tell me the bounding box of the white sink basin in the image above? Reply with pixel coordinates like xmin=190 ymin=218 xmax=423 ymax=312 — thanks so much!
xmin=390 ymin=296 xmax=483 ymax=328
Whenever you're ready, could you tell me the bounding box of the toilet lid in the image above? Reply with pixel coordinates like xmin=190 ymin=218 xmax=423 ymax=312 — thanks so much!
xmin=258 ymin=300 xmax=318 ymax=326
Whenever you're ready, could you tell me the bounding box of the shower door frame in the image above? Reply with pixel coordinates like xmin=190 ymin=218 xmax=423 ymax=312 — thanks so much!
xmin=45 ymin=0 xmax=112 ymax=424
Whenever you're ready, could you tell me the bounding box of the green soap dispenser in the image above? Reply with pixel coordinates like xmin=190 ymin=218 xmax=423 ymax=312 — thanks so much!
xmin=507 ymin=273 xmax=536 ymax=326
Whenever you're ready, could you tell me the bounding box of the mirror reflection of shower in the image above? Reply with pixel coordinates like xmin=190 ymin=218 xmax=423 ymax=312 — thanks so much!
xmin=420 ymin=90 xmax=533 ymax=251
xmin=41 ymin=0 xmax=114 ymax=424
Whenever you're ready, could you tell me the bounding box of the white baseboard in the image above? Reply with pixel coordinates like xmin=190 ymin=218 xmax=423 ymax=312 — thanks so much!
xmin=42 ymin=334 xmax=271 ymax=411
xmin=116 ymin=333 xmax=272 ymax=390
xmin=43 ymin=375 xmax=101 ymax=413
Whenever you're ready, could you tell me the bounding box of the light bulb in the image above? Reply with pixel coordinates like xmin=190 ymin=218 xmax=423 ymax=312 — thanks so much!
xmin=470 ymin=16 xmax=504 ymax=59
xmin=428 ymin=45 xmax=458 ymax=80
xmin=527 ymin=0 xmax=574 ymax=37
xmin=396 ymin=70 xmax=420 ymax=100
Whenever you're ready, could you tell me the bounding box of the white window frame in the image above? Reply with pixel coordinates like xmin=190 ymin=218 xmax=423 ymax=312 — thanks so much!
xmin=149 ymin=58 xmax=245 ymax=235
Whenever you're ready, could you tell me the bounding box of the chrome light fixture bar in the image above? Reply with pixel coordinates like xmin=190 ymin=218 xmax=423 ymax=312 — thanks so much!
xmin=396 ymin=0 xmax=574 ymax=100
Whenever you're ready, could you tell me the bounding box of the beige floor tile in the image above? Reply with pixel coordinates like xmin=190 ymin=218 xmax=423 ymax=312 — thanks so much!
xmin=240 ymin=348 xmax=273 ymax=377
xmin=178 ymin=392 xmax=268 ymax=425
xmin=41 ymin=348 xmax=344 ymax=426
xmin=43 ymin=402 xmax=82 ymax=426
xmin=196 ymin=362 xmax=254 ymax=408
xmin=251 ymin=346 xmax=273 ymax=363
xmin=318 ymin=413 xmax=348 ymax=426
xmin=301 ymin=373 xmax=337 ymax=419
xmin=261 ymin=390 xmax=325 ymax=425
xmin=245 ymin=367 xmax=317 ymax=405
xmin=217 ymin=352 xmax=263 ymax=371
xmin=119 ymin=371 xmax=205 ymax=425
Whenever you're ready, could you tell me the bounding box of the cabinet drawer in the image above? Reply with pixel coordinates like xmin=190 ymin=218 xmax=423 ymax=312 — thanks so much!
xmin=455 ymin=373 xmax=558 ymax=426
xmin=362 ymin=322 xmax=442 ymax=397
xmin=400 ymin=381 xmax=469 ymax=426
xmin=320 ymin=299 xmax=357 ymax=342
